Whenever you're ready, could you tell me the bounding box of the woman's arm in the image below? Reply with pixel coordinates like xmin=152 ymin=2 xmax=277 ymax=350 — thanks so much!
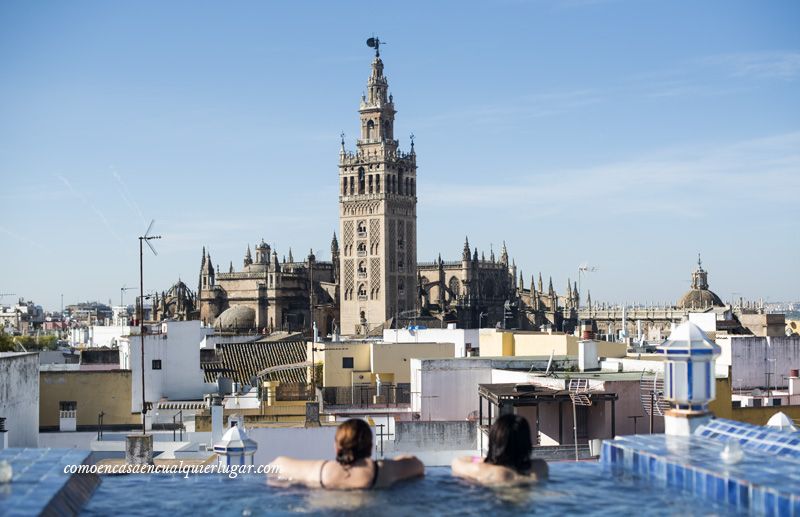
xmin=269 ymin=456 xmax=325 ymax=487
xmin=379 ymin=455 xmax=425 ymax=486
xmin=451 ymin=456 xmax=516 ymax=485
xmin=451 ymin=455 xmax=483 ymax=481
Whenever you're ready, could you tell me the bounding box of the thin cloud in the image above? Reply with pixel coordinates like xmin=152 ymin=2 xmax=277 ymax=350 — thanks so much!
xmin=699 ymin=51 xmax=800 ymax=80
xmin=0 ymin=225 xmax=51 ymax=252
xmin=111 ymin=168 xmax=147 ymax=227
xmin=416 ymin=89 xmax=601 ymax=129
xmin=423 ymin=131 xmax=800 ymax=217
xmin=56 ymin=174 xmax=125 ymax=245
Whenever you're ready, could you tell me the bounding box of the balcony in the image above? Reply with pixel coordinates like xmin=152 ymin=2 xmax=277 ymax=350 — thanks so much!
xmin=357 ymin=272 xmax=367 ymax=279
xmin=357 ymin=231 xmax=367 ymax=238
xmin=358 ymin=295 xmax=368 ymax=301
xmin=357 ymin=250 xmax=367 ymax=257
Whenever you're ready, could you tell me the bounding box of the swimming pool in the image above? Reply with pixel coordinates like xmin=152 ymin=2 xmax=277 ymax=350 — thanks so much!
xmin=82 ymin=463 xmax=741 ymax=516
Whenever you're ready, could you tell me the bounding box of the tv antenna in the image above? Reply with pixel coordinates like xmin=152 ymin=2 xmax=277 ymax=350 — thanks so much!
xmin=639 ymin=370 xmax=669 ymax=434
xmin=568 ymin=378 xmax=593 ymax=461
xmin=366 ymin=36 xmax=385 ymax=56
xmin=577 ymin=262 xmax=598 ymax=308
xmin=138 ymin=219 xmax=161 ymax=435
xmin=120 ymin=285 xmax=136 ymax=308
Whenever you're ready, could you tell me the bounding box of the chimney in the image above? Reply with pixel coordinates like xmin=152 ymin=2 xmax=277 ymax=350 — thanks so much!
xmin=790 ymin=369 xmax=800 ymax=396
xmin=578 ymin=340 xmax=599 ymax=372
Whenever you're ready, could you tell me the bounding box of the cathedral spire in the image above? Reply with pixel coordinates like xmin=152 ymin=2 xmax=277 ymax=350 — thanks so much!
xmin=538 ymin=272 xmax=543 ymax=293
xmin=519 ymin=270 xmax=524 ymax=290
xmin=500 ymin=241 xmax=508 ymax=266
xmin=288 ymin=247 xmax=294 ymax=263
xmin=462 ymin=236 xmax=471 ymax=261
xmin=244 ymin=245 xmax=252 ymax=267
xmin=331 ymin=232 xmax=339 ymax=255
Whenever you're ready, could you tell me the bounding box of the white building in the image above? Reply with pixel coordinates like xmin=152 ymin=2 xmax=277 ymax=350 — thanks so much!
xmin=716 ymin=335 xmax=800 ymax=390
xmin=69 ymin=324 xmax=133 ymax=348
xmin=383 ymin=324 xmax=479 ymax=358
xmin=119 ymin=320 xmax=215 ymax=412
xmin=410 ymin=356 xmax=572 ymax=421
xmin=0 ymin=352 xmax=39 ymax=447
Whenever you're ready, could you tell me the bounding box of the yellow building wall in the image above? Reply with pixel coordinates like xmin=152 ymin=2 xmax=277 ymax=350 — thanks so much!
xmin=594 ymin=341 xmax=628 ymax=358
xmin=317 ymin=342 xmax=371 ymax=388
xmin=477 ymin=331 xmax=626 ymax=359
xmin=40 ymin=370 xmax=139 ymax=428
xmin=513 ymin=333 xmax=574 ymax=356
xmin=478 ymin=330 xmax=513 ymax=357
xmin=370 ymin=342 xmax=455 ymax=384
xmin=708 ymin=375 xmax=800 ymax=426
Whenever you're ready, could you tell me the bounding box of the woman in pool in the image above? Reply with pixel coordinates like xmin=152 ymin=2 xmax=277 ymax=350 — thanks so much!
xmin=452 ymin=414 xmax=548 ymax=486
xmin=270 ymin=418 xmax=424 ymax=490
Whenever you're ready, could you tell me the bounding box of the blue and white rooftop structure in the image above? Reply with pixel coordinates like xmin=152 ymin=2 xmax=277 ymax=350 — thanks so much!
xmin=213 ymin=422 xmax=258 ymax=467
xmin=658 ymin=320 xmax=721 ymax=413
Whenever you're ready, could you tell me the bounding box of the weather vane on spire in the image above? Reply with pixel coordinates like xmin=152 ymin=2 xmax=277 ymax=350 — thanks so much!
xmin=366 ymin=36 xmax=383 ymax=57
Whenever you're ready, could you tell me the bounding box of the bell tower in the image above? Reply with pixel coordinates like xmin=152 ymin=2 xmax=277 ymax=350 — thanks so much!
xmin=338 ymin=38 xmax=417 ymax=335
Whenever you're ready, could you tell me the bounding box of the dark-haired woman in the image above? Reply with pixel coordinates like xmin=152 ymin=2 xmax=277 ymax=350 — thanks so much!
xmin=451 ymin=414 xmax=548 ymax=485
xmin=270 ymin=418 xmax=424 ymax=489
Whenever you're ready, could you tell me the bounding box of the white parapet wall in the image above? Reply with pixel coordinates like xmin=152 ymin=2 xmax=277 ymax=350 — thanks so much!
xmin=0 ymin=352 xmax=40 ymax=447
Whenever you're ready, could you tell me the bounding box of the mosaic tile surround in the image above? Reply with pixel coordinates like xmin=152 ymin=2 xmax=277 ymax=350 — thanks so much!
xmin=0 ymin=448 xmax=100 ymax=516
xmin=602 ymin=418 xmax=800 ymax=516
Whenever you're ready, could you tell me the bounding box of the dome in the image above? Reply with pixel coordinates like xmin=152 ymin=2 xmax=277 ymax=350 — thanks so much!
xmin=677 ymin=289 xmax=724 ymax=309
xmin=676 ymin=255 xmax=725 ymax=309
xmin=215 ymin=305 xmax=256 ymax=331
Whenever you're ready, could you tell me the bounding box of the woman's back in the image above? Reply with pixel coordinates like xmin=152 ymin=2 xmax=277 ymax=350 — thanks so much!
xmin=319 ymin=458 xmax=380 ymax=490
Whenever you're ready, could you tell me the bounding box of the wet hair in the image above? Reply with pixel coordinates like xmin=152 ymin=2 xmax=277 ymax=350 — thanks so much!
xmin=485 ymin=414 xmax=533 ymax=474
xmin=335 ymin=419 xmax=373 ymax=466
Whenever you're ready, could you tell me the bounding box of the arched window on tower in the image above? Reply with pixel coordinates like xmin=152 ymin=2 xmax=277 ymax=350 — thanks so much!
xmin=398 ymin=171 xmax=404 ymax=195
xmin=368 ymin=175 xmax=373 ymax=194
xmin=383 ymin=120 xmax=391 ymax=140
xmin=358 ymin=167 xmax=365 ymax=194
xmin=366 ymin=120 xmax=374 ymax=140
xmin=375 ymin=175 xmax=381 ymax=194
xmin=342 ymin=178 xmax=347 ymax=196
xmin=358 ymin=283 xmax=367 ymax=300
xmin=349 ymin=176 xmax=354 ymax=195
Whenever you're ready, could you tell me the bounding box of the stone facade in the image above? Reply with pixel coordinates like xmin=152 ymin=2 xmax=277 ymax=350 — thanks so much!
xmin=338 ymin=46 xmax=417 ymax=336
xmin=198 ymin=242 xmax=338 ymax=336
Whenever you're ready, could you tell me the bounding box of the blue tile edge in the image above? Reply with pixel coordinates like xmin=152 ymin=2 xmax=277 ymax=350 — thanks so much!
xmin=601 ymin=437 xmax=798 ymax=516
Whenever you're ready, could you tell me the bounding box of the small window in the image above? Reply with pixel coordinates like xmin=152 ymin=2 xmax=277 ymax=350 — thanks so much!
xmin=773 ymin=398 xmax=782 ymax=406
xmin=732 ymin=400 xmax=741 ymax=408
xmin=752 ymin=398 xmax=762 ymax=407
xmin=152 ymin=359 xmax=162 ymax=370
xmin=59 ymin=401 xmax=77 ymax=411
xmin=342 ymin=357 xmax=354 ymax=369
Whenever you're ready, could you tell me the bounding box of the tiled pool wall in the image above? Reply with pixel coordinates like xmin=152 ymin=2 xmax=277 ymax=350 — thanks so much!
xmin=601 ymin=418 xmax=800 ymax=516
xmin=0 ymin=448 xmax=100 ymax=516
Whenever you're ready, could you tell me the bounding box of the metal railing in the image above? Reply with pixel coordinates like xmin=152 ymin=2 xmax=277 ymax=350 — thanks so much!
xmin=323 ymin=385 xmax=411 ymax=407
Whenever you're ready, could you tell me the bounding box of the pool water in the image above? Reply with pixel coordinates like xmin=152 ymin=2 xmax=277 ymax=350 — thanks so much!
xmin=82 ymin=463 xmax=742 ymax=516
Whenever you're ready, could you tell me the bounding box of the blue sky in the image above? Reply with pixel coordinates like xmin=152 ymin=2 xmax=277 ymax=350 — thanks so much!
xmin=1 ymin=0 xmax=798 ymax=311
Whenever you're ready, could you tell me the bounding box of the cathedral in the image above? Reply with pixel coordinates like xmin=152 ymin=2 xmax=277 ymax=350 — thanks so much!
xmin=193 ymin=40 xmax=577 ymax=337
